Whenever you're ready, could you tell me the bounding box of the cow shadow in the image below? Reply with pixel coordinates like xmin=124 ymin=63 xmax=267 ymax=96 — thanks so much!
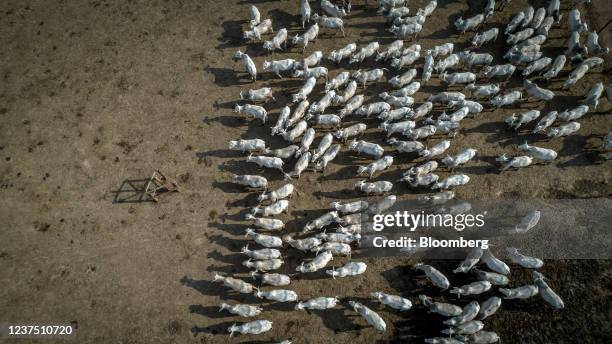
xmin=191 ymin=322 xmax=234 ymax=336
xmin=188 ymin=304 xmax=228 ymax=319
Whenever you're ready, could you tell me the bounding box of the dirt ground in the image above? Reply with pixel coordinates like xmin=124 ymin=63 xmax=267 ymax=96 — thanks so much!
xmin=0 ymin=0 xmax=611 ymax=343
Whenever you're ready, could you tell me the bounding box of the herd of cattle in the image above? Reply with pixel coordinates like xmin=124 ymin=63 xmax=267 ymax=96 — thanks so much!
xmin=203 ymin=0 xmax=610 ymax=342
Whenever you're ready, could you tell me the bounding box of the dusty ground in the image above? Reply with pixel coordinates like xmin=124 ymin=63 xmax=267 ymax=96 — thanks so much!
xmin=0 ymin=0 xmax=611 ymax=343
